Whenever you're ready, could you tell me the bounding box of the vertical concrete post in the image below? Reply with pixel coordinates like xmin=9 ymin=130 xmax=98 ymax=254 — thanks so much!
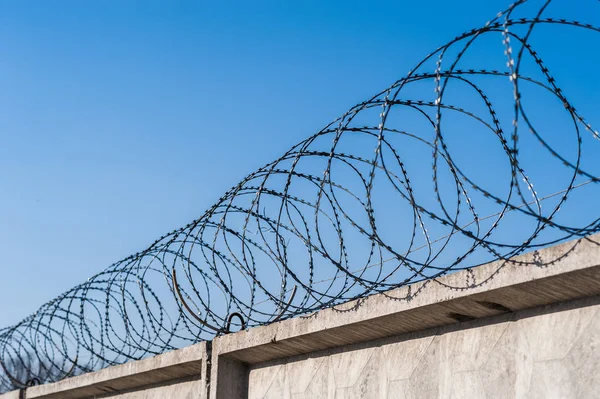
xmin=209 ymin=340 xmax=249 ymax=399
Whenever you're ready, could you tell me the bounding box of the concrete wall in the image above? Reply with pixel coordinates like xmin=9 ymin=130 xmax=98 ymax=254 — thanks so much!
xmin=247 ymin=296 xmax=600 ymax=398
xmin=95 ymin=377 xmax=202 ymax=399
xmin=0 ymin=342 xmax=209 ymax=399
xmin=2 ymin=234 xmax=600 ymax=398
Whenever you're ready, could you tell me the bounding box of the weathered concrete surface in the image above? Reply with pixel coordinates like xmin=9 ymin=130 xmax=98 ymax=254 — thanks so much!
xmin=0 ymin=391 xmax=19 ymax=399
xmin=0 ymin=341 xmax=208 ymax=399
xmin=247 ymin=296 xmax=600 ymax=398
xmin=2 ymin=234 xmax=600 ymax=398
xmin=94 ymin=376 xmax=202 ymax=399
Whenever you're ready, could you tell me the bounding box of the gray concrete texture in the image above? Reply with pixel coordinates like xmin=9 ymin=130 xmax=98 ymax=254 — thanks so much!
xmin=1 ymin=233 xmax=599 ymax=398
xmin=248 ymin=296 xmax=600 ymax=398
xmin=96 ymin=377 xmax=202 ymax=399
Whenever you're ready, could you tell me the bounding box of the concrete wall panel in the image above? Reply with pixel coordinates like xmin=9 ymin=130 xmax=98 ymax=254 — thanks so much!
xmin=99 ymin=377 xmax=203 ymax=399
xmin=248 ymin=297 xmax=600 ymax=399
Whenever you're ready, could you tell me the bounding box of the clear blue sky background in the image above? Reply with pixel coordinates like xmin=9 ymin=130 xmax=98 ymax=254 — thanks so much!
xmin=1 ymin=0 xmax=598 ymax=328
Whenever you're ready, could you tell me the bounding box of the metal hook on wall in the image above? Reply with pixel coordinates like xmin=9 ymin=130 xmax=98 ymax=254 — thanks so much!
xmin=25 ymin=378 xmax=40 ymax=387
xmin=172 ymin=268 xmax=250 ymax=335
xmin=225 ymin=312 xmax=246 ymax=333
xmin=172 ymin=267 xmax=299 ymax=334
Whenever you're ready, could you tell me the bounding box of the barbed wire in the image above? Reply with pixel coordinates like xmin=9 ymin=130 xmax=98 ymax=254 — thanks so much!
xmin=2 ymin=0 xmax=600 ymax=392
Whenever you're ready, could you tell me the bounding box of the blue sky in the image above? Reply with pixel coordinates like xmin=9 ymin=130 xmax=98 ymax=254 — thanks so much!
xmin=1 ymin=0 xmax=599 ymax=328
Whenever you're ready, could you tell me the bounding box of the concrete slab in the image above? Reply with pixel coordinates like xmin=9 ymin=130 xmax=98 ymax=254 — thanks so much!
xmin=0 ymin=390 xmax=20 ymax=399
xmin=20 ymin=341 xmax=208 ymax=399
xmin=247 ymin=295 xmax=600 ymax=399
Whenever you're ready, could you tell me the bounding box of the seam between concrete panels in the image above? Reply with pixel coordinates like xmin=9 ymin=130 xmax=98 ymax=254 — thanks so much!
xmin=205 ymin=340 xmax=213 ymax=399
